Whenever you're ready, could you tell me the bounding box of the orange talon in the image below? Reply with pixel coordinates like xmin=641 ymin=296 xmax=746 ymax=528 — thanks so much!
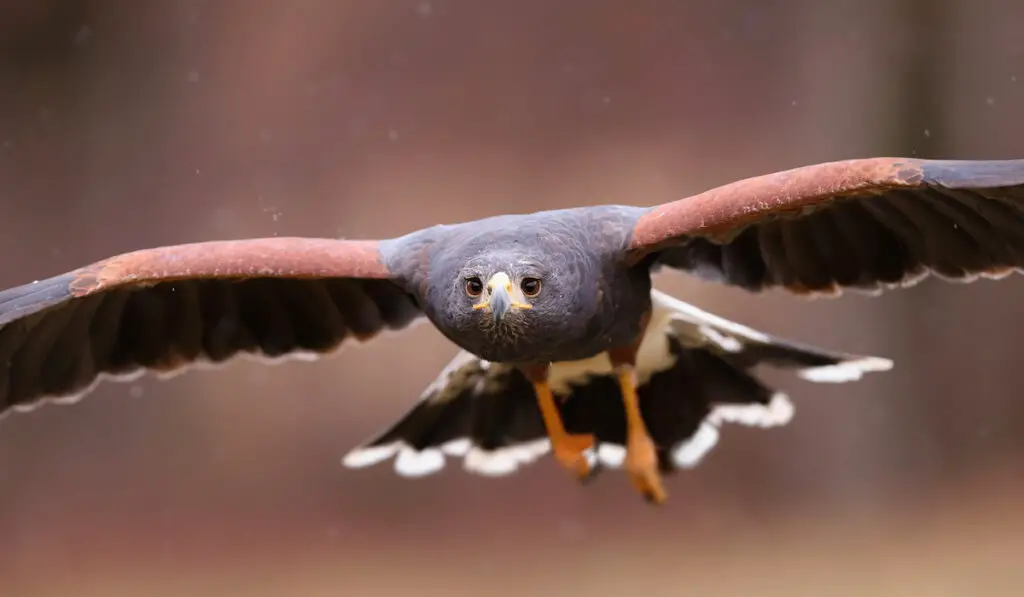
xmin=552 ymin=431 xmax=596 ymax=479
xmin=617 ymin=367 xmax=667 ymax=504
xmin=531 ymin=379 xmax=595 ymax=479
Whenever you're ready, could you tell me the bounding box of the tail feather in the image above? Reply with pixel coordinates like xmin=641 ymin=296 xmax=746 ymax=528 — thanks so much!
xmin=342 ymin=289 xmax=893 ymax=482
xmin=343 ymin=341 xmax=800 ymax=479
xmin=655 ymin=289 xmax=893 ymax=382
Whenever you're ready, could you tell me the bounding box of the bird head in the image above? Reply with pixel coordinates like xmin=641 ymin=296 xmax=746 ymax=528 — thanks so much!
xmin=426 ymin=232 xmax=600 ymax=362
xmin=445 ymin=249 xmax=564 ymax=355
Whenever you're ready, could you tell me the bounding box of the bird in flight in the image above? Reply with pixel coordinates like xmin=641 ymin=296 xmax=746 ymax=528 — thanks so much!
xmin=1 ymin=157 xmax=1022 ymax=505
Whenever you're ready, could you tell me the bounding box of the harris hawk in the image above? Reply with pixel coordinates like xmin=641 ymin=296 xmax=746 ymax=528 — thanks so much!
xmin=2 ymin=157 xmax=1024 ymax=504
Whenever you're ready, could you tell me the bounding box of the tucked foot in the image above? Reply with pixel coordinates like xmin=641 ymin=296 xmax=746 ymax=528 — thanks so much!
xmin=523 ymin=369 xmax=599 ymax=483
xmin=626 ymin=434 xmax=667 ymax=504
xmin=612 ymin=355 xmax=669 ymax=505
xmin=552 ymin=432 xmax=596 ymax=479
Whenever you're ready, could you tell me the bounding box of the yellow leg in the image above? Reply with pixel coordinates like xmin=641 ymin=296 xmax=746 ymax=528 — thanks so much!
xmin=532 ymin=379 xmax=595 ymax=479
xmin=617 ymin=366 xmax=667 ymax=504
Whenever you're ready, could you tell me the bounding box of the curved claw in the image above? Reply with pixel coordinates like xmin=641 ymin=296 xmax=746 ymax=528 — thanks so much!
xmin=552 ymin=432 xmax=596 ymax=478
xmin=576 ymin=450 xmax=605 ymax=485
xmin=628 ymin=459 xmax=668 ymax=505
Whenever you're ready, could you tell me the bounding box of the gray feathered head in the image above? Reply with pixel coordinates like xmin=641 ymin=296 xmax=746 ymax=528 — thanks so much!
xmin=424 ymin=228 xmax=601 ymax=363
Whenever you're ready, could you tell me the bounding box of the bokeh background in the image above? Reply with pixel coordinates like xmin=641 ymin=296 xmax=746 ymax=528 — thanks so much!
xmin=2 ymin=1 xmax=1023 ymax=595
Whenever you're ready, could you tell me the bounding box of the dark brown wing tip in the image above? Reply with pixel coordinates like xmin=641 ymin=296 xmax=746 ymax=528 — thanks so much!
xmin=65 ymin=237 xmax=390 ymax=298
xmin=627 ymin=156 xmax=1024 ymax=255
xmin=0 ymin=273 xmax=78 ymax=327
xmin=917 ymin=157 xmax=1024 ymax=189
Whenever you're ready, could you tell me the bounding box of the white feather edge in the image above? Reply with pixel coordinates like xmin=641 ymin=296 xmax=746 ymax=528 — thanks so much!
xmin=797 ymin=356 xmax=894 ymax=383
xmin=0 ymin=319 xmax=430 ymax=423
xmin=343 ymin=289 xmax=889 ymax=477
xmin=653 ymin=290 xmax=894 ymax=381
xmin=340 ymin=394 xmax=796 ymax=477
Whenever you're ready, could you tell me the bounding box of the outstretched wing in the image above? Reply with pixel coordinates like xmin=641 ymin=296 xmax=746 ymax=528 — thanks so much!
xmin=0 ymin=237 xmax=422 ymax=417
xmin=627 ymin=158 xmax=1024 ymax=295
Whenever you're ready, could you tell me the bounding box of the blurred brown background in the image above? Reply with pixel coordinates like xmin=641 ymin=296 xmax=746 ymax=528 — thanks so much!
xmin=2 ymin=1 xmax=1023 ymax=596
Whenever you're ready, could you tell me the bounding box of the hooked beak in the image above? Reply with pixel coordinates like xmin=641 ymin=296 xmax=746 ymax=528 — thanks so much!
xmin=473 ymin=271 xmax=531 ymax=323
xmin=489 ymin=280 xmax=513 ymax=324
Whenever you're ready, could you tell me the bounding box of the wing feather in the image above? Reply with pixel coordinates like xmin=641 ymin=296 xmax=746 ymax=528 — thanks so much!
xmin=0 ymin=237 xmax=422 ymax=417
xmin=629 ymin=157 xmax=1024 ymax=295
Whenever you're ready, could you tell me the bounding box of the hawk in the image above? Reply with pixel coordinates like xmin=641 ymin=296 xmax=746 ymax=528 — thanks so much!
xmin=2 ymin=157 xmax=1023 ymax=504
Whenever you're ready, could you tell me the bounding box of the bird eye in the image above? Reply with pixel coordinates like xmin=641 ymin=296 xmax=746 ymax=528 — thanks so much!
xmin=465 ymin=277 xmax=484 ymax=297
xmin=520 ymin=277 xmax=542 ymax=297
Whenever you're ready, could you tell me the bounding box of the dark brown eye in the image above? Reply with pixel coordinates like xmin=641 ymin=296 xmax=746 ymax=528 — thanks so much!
xmin=465 ymin=277 xmax=484 ymax=297
xmin=520 ymin=277 xmax=542 ymax=297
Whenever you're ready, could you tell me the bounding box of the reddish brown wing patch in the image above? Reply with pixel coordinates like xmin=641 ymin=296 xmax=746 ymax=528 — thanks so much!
xmin=0 ymin=237 xmax=423 ymax=417
xmin=629 ymin=158 xmax=923 ymax=252
xmin=628 ymin=157 xmax=1024 ymax=295
xmin=68 ymin=237 xmax=390 ymax=297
